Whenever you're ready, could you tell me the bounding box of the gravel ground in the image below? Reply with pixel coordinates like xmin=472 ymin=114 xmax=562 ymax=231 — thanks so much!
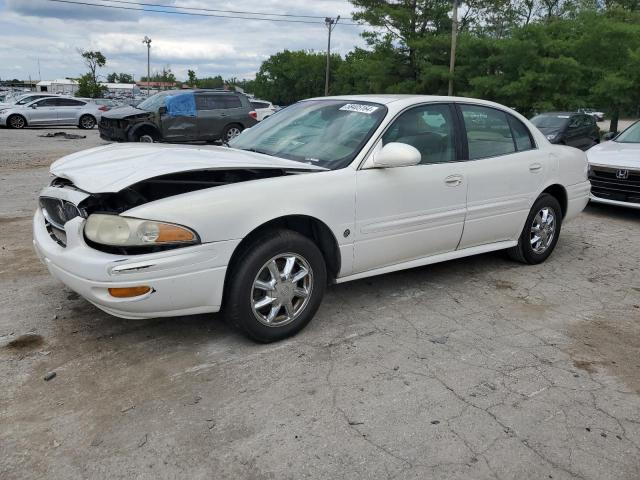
xmin=1 ymin=126 xmax=639 ymax=480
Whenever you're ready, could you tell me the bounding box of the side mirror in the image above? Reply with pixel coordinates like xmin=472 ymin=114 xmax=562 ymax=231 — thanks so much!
xmin=31 ymin=104 xmax=38 ymax=109
xmin=602 ymin=131 xmax=617 ymax=141
xmin=372 ymin=142 xmax=421 ymax=168
xmin=158 ymin=106 xmax=167 ymax=115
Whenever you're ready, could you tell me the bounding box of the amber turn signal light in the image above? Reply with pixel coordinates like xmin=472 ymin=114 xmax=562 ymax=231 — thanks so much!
xmin=108 ymin=286 xmax=152 ymax=298
xmin=156 ymin=224 xmax=196 ymax=243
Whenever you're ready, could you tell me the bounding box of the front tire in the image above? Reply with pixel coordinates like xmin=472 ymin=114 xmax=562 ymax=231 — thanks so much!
xmin=7 ymin=114 xmax=26 ymax=129
xmin=225 ymin=230 xmax=327 ymax=343
xmin=508 ymin=194 xmax=562 ymax=264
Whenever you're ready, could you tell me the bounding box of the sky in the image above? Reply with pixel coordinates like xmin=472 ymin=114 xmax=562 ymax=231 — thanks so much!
xmin=0 ymin=0 xmax=368 ymax=82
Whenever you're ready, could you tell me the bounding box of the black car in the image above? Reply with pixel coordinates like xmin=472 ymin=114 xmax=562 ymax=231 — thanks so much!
xmin=99 ymin=90 xmax=258 ymax=143
xmin=530 ymin=112 xmax=600 ymax=150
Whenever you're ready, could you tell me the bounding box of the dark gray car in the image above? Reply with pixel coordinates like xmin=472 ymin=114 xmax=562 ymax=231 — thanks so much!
xmin=530 ymin=112 xmax=600 ymax=150
xmin=98 ymin=90 xmax=257 ymax=143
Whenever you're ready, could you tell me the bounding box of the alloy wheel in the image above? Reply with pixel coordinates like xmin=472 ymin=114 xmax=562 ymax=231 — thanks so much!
xmin=251 ymin=253 xmax=314 ymax=327
xmin=530 ymin=207 xmax=556 ymax=254
xmin=226 ymin=127 xmax=241 ymax=141
xmin=9 ymin=116 xmax=25 ymax=128
xmin=80 ymin=116 xmax=95 ymax=129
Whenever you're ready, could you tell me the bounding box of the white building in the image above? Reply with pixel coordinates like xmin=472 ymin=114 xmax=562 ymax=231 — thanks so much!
xmin=100 ymin=82 xmax=140 ymax=97
xmin=36 ymin=79 xmax=78 ymax=95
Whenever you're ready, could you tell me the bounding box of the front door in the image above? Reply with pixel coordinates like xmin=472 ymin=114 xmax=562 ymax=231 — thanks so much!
xmin=353 ymin=103 xmax=467 ymax=274
xmin=195 ymin=94 xmax=225 ymax=141
xmin=456 ymin=103 xmax=546 ymax=249
xmin=25 ymin=98 xmax=59 ymax=125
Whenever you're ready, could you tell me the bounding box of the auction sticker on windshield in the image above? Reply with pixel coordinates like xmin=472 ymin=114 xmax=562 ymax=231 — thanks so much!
xmin=339 ymin=104 xmax=379 ymax=114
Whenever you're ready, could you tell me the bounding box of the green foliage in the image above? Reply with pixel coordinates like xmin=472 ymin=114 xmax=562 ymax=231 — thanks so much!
xmin=141 ymin=65 xmax=176 ymax=83
xmin=187 ymin=69 xmax=197 ymax=87
xmin=76 ymin=73 xmax=107 ymax=98
xmin=197 ymin=75 xmax=224 ymax=89
xmin=106 ymin=72 xmax=134 ymax=83
xmin=252 ymin=50 xmax=342 ymax=105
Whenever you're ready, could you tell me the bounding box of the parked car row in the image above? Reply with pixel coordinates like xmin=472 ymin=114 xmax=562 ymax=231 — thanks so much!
xmin=530 ymin=112 xmax=600 ymax=150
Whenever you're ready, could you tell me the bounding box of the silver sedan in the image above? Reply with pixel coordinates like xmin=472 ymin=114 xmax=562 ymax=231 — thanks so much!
xmin=0 ymin=97 xmax=105 ymax=129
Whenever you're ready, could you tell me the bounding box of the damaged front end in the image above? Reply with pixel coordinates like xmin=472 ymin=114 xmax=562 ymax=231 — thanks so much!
xmin=40 ymin=167 xmax=301 ymax=255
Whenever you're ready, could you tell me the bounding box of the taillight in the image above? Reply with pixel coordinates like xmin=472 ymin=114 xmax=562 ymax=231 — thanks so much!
xmin=249 ymin=111 xmax=257 ymax=120
xmin=98 ymin=105 xmax=109 ymax=111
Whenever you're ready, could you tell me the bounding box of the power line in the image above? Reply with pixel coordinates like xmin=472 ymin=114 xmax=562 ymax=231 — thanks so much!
xmin=97 ymin=0 xmax=355 ymax=21
xmin=44 ymin=0 xmax=364 ymax=25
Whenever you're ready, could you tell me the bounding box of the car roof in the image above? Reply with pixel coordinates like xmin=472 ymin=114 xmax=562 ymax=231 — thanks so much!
xmin=536 ymin=111 xmax=580 ymax=116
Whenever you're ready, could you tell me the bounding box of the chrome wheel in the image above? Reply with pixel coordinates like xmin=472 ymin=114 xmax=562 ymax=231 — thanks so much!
xmin=530 ymin=207 xmax=556 ymax=254
xmin=225 ymin=126 xmax=242 ymax=141
xmin=138 ymin=134 xmax=154 ymax=143
xmin=251 ymin=253 xmax=313 ymax=327
xmin=9 ymin=115 xmax=25 ymax=129
xmin=80 ymin=115 xmax=95 ymax=129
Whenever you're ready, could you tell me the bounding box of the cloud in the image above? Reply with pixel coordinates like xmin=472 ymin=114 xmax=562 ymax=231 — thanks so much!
xmin=5 ymin=0 xmax=140 ymax=21
xmin=0 ymin=0 xmax=369 ymax=82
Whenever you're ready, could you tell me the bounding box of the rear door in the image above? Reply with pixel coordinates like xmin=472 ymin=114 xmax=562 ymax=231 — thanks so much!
xmin=220 ymin=95 xmax=247 ymax=130
xmin=55 ymin=98 xmax=86 ymax=125
xmin=564 ymin=115 xmax=584 ymax=148
xmin=25 ymin=98 xmax=59 ymax=125
xmin=456 ymin=103 xmax=545 ymax=249
xmin=195 ymin=94 xmax=225 ymax=141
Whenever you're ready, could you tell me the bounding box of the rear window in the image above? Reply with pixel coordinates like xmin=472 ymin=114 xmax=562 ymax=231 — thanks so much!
xmin=251 ymin=101 xmax=269 ymax=109
xmin=221 ymin=96 xmax=242 ymax=109
xmin=196 ymin=95 xmax=242 ymax=110
xmin=56 ymin=98 xmax=85 ymax=106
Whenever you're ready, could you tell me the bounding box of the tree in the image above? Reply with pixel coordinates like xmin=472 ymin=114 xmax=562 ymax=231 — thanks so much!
xmin=76 ymin=73 xmax=107 ymax=98
xmin=77 ymin=49 xmax=106 ymax=98
xmin=252 ymin=50 xmax=342 ymax=105
xmin=187 ymin=69 xmax=197 ymax=87
xmin=106 ymin=72 xmax=134 ymax=83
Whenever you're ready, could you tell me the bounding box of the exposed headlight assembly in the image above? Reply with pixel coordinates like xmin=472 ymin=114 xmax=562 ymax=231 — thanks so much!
xmin=84 ymin=214 xmax=199 ymax=247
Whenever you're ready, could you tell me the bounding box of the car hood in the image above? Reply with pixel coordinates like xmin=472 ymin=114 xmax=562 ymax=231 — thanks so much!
xmin=587 ymin=141 xmax=640 ymax=168
xmin=50 ymin=143 xmax=327 ymax=193
xmin=102 ymin=105 xmax=151 ymax=119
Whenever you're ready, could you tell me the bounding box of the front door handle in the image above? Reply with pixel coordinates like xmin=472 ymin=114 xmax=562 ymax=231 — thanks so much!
xmin=444 ymin=174 xmax=463 ymax=186
xmin=529 ymin=163 xmax=542 ymax=173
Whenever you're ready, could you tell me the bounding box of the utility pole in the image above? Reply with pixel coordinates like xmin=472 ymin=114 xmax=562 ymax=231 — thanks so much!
xmin=448 ymin=0 xmax=459 ymax=96
xmin=324 ymin=15 xmax=340 ymax=96
xmin=142 ymin=36 xmax=152 ymax=96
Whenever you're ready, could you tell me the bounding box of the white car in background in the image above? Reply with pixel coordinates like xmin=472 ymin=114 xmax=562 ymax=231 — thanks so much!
xmin=587 ymin=120 xmax=640 ymax=209
xmin=0 ymin=97 xmax=105 ymax=129
xmin=249 ymin=98 xmax=278 ymax=121
xmin=33 ymin=95 xmax=590 ymax=342
xmin=0 ymin=92 xmax=62 ymax=109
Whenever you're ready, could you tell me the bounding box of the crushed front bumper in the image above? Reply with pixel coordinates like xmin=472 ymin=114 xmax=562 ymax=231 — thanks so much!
xmin=33 ymin=208 xmax=240 ymax=319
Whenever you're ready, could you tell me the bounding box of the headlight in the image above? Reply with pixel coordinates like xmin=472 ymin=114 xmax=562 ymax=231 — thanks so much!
xmin=84 ymin=214 xmax=199 ymax=247
xmin=0 ymin=109 xmax=7 ymax=114
xmin=546 ymin=134 xmax=557 ymax=141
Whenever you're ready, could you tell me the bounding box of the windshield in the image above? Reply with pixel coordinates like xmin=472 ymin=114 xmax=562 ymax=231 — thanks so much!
xmin=530 ymin=114 xmax=570 ymax=129
xmin=615 ymin=121 xmax=640 ymax=143
xmin=14 ymin=95 xmax=37 ymax=105
xmin=137 ymin=92 xmax=176 ymax=112
xmin=229 ymin=99 xmax=387 ymax=169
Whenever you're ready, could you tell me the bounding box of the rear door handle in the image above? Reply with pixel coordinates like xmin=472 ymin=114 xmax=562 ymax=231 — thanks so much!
xmin=444 ymin=174 xmax=463 ymax=186
xmin=529 ymin=163 xmax=542 ymax=173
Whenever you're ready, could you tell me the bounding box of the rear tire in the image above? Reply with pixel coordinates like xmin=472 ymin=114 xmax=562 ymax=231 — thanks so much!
xmin=7 ymin=115 xmax=26 ymax=129
xmin=507 ymin=194 xmax=562 ymax=264
xmin=224 ymin=230 xmax=327 ymax=343
xmin=78 ymin=114 xmax=96 ymax=130
xmin=222 ymin=124 xmax=243 ymax=142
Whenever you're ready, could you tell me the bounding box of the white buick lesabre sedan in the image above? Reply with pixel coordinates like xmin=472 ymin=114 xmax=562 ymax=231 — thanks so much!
xmin=587 ymin=120 xmax=640 ymax=209
xmin=33 ymin=95 xmax=590 ymax=342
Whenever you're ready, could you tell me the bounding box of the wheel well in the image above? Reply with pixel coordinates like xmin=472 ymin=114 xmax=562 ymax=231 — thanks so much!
xmin=225 ymin=215 xmax=341 ymax=289
xmin=542 ymin=184 xmax=567 ymax=218
xmin=8 ymin=114 xmax=26 ymax=126
xmin=129 ymin=124 xmax=159 ymax=141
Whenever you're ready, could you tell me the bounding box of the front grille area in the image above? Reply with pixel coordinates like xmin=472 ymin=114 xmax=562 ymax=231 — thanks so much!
xmin=589 ymin=166 xmax=640 ymax=204
xmin=39 ymin=197 xmax=82 ymax=247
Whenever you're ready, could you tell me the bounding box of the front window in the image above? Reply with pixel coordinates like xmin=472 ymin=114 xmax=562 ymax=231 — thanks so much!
xmin=137 ymin=91 xmax=178 ymax=112
xmin=229 ymin=99 xmax=387 ymax=169
xmin=615 ymin=121 xmax=640 ymax=143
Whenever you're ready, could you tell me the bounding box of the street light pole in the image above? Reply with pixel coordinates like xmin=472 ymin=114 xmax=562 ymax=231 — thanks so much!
xmin=324 ymin=15 xmax=340 ymax=96
xmin=142 ymin=36 xmax=152 ymax=96
xmin=448 ymin=0 xmax=459 ymax=96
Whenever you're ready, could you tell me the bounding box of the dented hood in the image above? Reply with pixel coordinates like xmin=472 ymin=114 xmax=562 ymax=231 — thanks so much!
xmin=50 ymin=143 xmax=326 ymax=193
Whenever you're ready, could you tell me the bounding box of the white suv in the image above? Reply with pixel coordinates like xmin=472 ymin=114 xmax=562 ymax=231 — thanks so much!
xmin=249 ymin=98 xmax=277 ymax=121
